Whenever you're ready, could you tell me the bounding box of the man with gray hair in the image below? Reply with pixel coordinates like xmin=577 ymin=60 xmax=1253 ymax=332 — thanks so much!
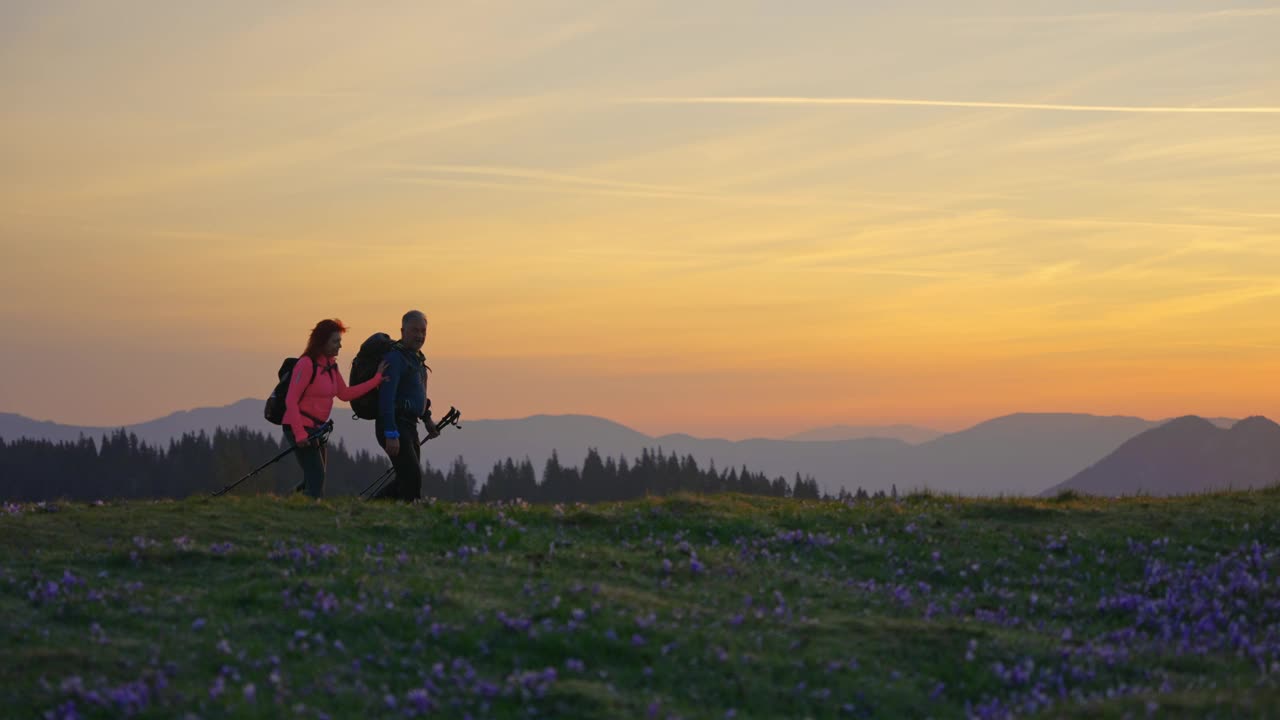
xmin=372 ymin=310 xmax=438 ymax=500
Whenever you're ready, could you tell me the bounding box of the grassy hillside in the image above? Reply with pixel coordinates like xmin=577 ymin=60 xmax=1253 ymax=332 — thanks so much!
xmin=3 ymin=491 xmax=1279 ymax=719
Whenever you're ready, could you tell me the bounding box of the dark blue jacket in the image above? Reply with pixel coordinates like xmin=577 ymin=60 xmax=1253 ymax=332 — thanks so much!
xmin=378 ymin=344 xmax=429 ymax=438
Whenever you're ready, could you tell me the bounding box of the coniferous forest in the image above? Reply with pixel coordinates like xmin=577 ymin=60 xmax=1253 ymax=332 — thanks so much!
xmin=0 ymin=429 xmax=852 ymax=503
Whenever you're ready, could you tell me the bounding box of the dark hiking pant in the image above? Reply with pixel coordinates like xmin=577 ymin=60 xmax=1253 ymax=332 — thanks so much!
xmin=373 ymin=416 xmax=421 ymax=500
xmin=284 ymin=428 xmax=327 ymax=499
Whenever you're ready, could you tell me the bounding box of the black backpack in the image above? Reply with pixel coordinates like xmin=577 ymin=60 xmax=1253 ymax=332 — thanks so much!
xmin=264 ymin=358 xmax=319 ymax=425
xmin=349 ymin=333 xmax=396 ymax=420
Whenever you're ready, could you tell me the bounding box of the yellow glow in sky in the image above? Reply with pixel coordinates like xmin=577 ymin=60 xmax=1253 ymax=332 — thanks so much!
xmin=2 ymin=1 xmax=1279 ymax=438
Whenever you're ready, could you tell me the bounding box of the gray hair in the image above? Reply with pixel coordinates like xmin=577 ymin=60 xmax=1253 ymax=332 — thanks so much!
xmin=402 ymin=310 xmax=427 ymax=327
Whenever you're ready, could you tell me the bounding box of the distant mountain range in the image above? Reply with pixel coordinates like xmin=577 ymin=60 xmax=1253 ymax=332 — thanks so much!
xmin=0 ymin=401 xmax=1249 ymax=496
xmin=1044 ymin=416 xmax=1280 ymax=497
xmin=782 ymin=424 xmax=943 ymax=444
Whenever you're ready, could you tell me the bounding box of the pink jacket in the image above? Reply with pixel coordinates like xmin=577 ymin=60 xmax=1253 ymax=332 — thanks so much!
xmin=284 ymin=355 xmax=382 ymax=443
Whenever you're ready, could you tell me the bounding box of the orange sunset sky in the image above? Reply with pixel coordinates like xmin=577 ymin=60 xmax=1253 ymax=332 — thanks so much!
xmin=2 ymin=1 xmax=1279 ymax=439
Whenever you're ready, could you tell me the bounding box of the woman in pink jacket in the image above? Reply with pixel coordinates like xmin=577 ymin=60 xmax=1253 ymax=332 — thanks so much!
xmin=283 ymin=318 xmax=388 ymax=498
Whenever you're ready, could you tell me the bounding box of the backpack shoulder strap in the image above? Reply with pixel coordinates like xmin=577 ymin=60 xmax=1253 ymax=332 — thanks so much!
xmin=391 ymin=341 xmax=421 ymax=361
xmin=390 ymin=341 xmax=414 ymax=365
xmin=388 ymin=342 xmax=432 ymax=378
xmin=295 ymin=355 xmax=320 ymax=391
xmin=310 ymin=358 xmax=321 ymax=384
xmin=298 ymin=356 xmax=324 ymax=425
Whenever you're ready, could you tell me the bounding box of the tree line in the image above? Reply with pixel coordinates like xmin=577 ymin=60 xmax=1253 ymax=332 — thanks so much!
xmin=0 ymin=429 xmax=896 ymax=504
xmin=0 ymin=429 xmax=392 ymax=501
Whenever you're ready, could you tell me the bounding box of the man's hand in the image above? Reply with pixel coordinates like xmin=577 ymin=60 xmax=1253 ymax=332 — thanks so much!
xmin=426 ymin=427 xmax=441 ymax=440
xmin=385 ymin=437 xmax=400 ymax=457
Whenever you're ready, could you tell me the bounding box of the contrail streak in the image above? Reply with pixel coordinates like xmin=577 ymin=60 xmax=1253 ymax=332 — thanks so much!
xmin=624 ymin=96 xmax=1280 ymax=114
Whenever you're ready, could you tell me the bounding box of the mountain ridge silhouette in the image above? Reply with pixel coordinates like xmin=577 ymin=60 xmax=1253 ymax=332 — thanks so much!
xmin=0 ymin=402 xmax=1244 ymax=496
xmin=1045 ymin=415 xmax=1280 ymax=496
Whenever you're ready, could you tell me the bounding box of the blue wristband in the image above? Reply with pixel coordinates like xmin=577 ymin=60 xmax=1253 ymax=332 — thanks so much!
xmin=384 ymin=430 xmax=400 ymax=439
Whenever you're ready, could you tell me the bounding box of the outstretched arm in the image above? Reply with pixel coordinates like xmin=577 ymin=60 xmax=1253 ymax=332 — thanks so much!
xmin=336 ymin=361 xmax=385 ymax=401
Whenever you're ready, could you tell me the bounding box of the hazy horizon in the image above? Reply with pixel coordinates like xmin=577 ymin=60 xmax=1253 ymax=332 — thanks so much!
xmin=3 ymin=1 xmax=1278 ymax=438
xmin=0 ymin=394 xmax=1252 ymax=443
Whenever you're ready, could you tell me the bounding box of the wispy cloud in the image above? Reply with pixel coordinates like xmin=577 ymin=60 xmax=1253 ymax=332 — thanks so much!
xmin=10 ymin=97 xmax=561 ymax=211
xmin=218 ymin=89 xmax=368 ymax=101
xmin=381 ymin=163 xmax=850 ymax=206
xmin=624 ymin=97 xmax=1280 ymax=114
xmin=1115 ymin=282 xmax=1280 ymax=324
xmin=382 ymin=163 xmax=704 ymax=196
xmin=390 ymin=175 xmax=707 ymax=201
xmin=1020 ymin=217 xmax=1252 ymax=233
xmin=953 ymin=8 xmax=1280 ymax=25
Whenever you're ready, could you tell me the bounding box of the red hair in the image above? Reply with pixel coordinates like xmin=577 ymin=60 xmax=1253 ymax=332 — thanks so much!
xmin=302 ymin=319 xmax=348 ymax=359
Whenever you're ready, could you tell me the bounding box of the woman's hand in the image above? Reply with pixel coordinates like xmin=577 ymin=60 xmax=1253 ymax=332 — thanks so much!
xmin=377 ymin=359 xmax=390 ymax=382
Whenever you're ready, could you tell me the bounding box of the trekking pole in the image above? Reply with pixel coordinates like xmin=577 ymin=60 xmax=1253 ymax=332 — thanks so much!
xmin=359 ymin=466 xmax=397 ymax=499
xmin=211 ymin=420 xmax=334 ymax=497
xmin=360 ymin=407 xmax=461 ymax=500
xmin=360 ymin=473 xmax=392 ymax=499
xmin=360 ymin=407 xmax=461 ymax=499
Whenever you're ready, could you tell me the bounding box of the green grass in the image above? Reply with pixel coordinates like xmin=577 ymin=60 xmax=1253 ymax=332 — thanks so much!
xmin=2 ymin=490 xmax=1280 ymax=718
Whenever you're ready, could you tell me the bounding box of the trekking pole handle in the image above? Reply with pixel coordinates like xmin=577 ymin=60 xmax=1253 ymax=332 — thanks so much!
xmin=419 ymin=406 xmax=461 ymax=446
xmin=306 ymin=419 xmax=335 ymax=445
xmin=311 ymin=419 xmax=335 ymax=439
